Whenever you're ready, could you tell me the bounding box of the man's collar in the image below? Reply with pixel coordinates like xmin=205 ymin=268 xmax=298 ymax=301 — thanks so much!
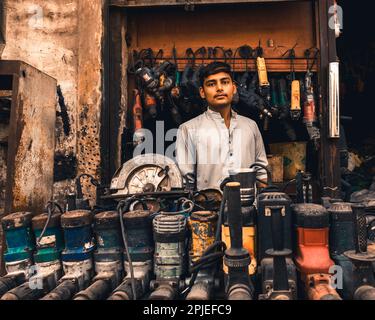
xmin=206 ymin=107 xmax=238 ymax=119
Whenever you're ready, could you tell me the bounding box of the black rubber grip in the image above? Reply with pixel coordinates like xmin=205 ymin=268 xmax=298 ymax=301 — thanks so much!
xmin=352 ymin=204 xmax=367 ymax=254
xmin=271 ymin=206 xmax=284 ymax=251
xmin=225 ymin=183 xmax=243 ymax=250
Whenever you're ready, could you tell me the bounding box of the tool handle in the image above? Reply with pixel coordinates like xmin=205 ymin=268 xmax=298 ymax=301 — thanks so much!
xmin=271 ymin=206 xmax=284 ymax=251
xmin=352 ymin=204 xmax=367 ymax=253
xmin=225 ymin=182 xmax=243 ymax=250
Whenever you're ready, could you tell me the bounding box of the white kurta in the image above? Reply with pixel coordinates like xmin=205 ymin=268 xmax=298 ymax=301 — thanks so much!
xmin=176 ymin=108 xmax=268 ymax=190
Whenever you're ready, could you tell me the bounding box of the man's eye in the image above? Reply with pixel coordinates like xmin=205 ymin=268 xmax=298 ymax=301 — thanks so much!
xmin=222 ymin=80 xmax=230 ymax=85
xmin=207 ymin=83 xmax=215 ymax=87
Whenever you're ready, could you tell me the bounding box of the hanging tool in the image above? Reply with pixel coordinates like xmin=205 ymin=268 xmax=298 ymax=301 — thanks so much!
xmin=255 ymin=41 xmax=272 ymax=130
xmin=132 ymin=89 xmax=145 ymax=146
xmin=303 ymin=48 xmax=321 ymax=149
xmin=270 ymin=78 xmax=297 ymax=141
xmin=283 ymin=44 xmax=301 ymax=120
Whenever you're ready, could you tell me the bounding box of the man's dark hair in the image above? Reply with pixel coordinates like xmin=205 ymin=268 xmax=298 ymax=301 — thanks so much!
xmin=199 ymin=61 xmax=233 ymax=87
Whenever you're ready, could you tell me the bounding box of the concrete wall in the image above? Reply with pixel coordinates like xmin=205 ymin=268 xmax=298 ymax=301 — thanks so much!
xmin=1 ymin=0 xmax=104 ymax=204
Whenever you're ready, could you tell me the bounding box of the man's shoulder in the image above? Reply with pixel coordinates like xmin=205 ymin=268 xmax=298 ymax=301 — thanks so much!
xmin=236 ymin=114 xmax=259 ymax=129
xmin=178 ymin=112 xmax=206 ymax=130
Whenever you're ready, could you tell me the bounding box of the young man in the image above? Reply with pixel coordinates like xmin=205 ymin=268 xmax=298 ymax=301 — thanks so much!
xmin=176 ymin=61 xmax=268 ymax=190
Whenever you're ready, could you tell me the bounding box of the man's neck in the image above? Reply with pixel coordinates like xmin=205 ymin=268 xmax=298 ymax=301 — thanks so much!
xmin=208 ymin=105 xmax=231 ymax=128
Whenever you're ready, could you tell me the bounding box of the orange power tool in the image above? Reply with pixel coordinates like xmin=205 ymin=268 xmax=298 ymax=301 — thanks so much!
xmin=292 ymin=204 xmax=341 ymax=300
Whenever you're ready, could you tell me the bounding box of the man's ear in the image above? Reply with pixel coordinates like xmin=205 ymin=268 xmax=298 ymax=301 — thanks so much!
xmin=233 ymin=82 xmax=237 ymax=95
xmin=199 ymin=87 xmax=206 ymax=99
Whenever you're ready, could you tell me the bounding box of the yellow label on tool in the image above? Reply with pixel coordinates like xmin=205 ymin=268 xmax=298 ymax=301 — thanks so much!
xmin=291 ymin=80 xmax=301 ymax=111
xmin=256 ymin=57 xmax=269 ymax=87
xmin=222 ymin=225 xmax=257 ymax=275
xmin=188 ymin=218 xmax=216 ymax=263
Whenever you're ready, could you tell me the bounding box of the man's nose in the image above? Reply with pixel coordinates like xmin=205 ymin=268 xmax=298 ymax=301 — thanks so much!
xmin=216 ymin=83 xmax=224 ymax=91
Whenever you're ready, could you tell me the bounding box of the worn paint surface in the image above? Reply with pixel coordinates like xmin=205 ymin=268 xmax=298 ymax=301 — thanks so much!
xmin=1 ymin=0 xmax=105 ymax=205
xmin=3 ymin=63 xmax=56 ymax=214
xmin=76 ymin=0 xmax=104 ymax=204
xmin=1 ymin=0 xmax=79 ymax=203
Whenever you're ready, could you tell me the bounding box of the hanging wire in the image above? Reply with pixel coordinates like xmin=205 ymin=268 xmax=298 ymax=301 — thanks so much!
xmin=305 ymin=47 xmax=320 ymax=73
xmin=117 ymin=196 xmax=140 ymax=300
xmin=282 ymin=43 xmax=298 ymax=80
xmin=36 ymin=201 xmax=64 ymax=246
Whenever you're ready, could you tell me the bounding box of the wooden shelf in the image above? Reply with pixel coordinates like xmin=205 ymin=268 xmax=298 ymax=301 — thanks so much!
xmin=0 ymin=90 xmax=12 ymax=98
xmin=111 ymin=0 xmax=302 ymax=8
xmin=130 ymin=57 xmax=318 ymax=72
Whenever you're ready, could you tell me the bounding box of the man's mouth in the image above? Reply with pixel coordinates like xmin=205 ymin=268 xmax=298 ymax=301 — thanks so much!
xmin=215 ymin=94 xmax=227 ymax=99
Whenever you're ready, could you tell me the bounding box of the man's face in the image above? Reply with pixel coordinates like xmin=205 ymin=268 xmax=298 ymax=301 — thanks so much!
xmin=199 ymin=72 xmax=237 ymax=108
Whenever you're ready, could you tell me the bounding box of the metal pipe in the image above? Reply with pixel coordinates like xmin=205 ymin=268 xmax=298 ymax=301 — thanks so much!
xmin=354 ymin=286 xmax=375 ymax=300
xmin=74 ymin=279 xmax=112 ymax=300
xmin=0 ymin=274 xmax=26 ymax=297
xmin=41 ymin=280 xmax=78 ymax=300
xmin=1 ymin=272 xmax=56 ymax=300
xmin=149 ymin=284 xmax=177 ymax=300
xmin=107 ymin=278 xmax=143 ymax=300
xmin=186 ymin=281 xmax=210 ymax=300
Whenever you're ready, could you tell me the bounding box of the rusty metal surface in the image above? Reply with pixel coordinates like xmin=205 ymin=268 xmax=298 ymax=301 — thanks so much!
xmin=0 ymin=61 xmax=56 ymax=215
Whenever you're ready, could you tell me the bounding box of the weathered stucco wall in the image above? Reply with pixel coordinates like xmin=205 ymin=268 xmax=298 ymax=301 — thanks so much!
xmin=76 ymin=0 xmax=104 ymax=203
xmin=1 ymin=0 xmax=104 ymax=205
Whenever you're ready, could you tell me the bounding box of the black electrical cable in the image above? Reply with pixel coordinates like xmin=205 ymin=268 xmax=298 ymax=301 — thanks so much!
xmin=182 ymin=241 xmax=227 ymax=297
xmin=182 ymin=188 xmax=228 ymax=297
xmin=250 ymin=162 xmax=273 ymax=186
xmin=117 ymin=196 xmax=141 ymax=301
xmin=215 ymin=189 xmax=227 ymax=241
xmin=282 ymin=43 xmax=298 ymax=81
xmin=305 ymin=47 xmax=320 ymax=73
xmin=76 ymin=173 xmax=100 ymax=199
xmin=281 ymin=179 xmax=296 ymax=192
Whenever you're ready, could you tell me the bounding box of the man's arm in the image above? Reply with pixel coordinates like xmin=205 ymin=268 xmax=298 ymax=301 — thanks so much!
xmin=253 ymin=123 xmax=269 ymax=184
xmin=176 ymin=124 xmax=196 ymax=184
